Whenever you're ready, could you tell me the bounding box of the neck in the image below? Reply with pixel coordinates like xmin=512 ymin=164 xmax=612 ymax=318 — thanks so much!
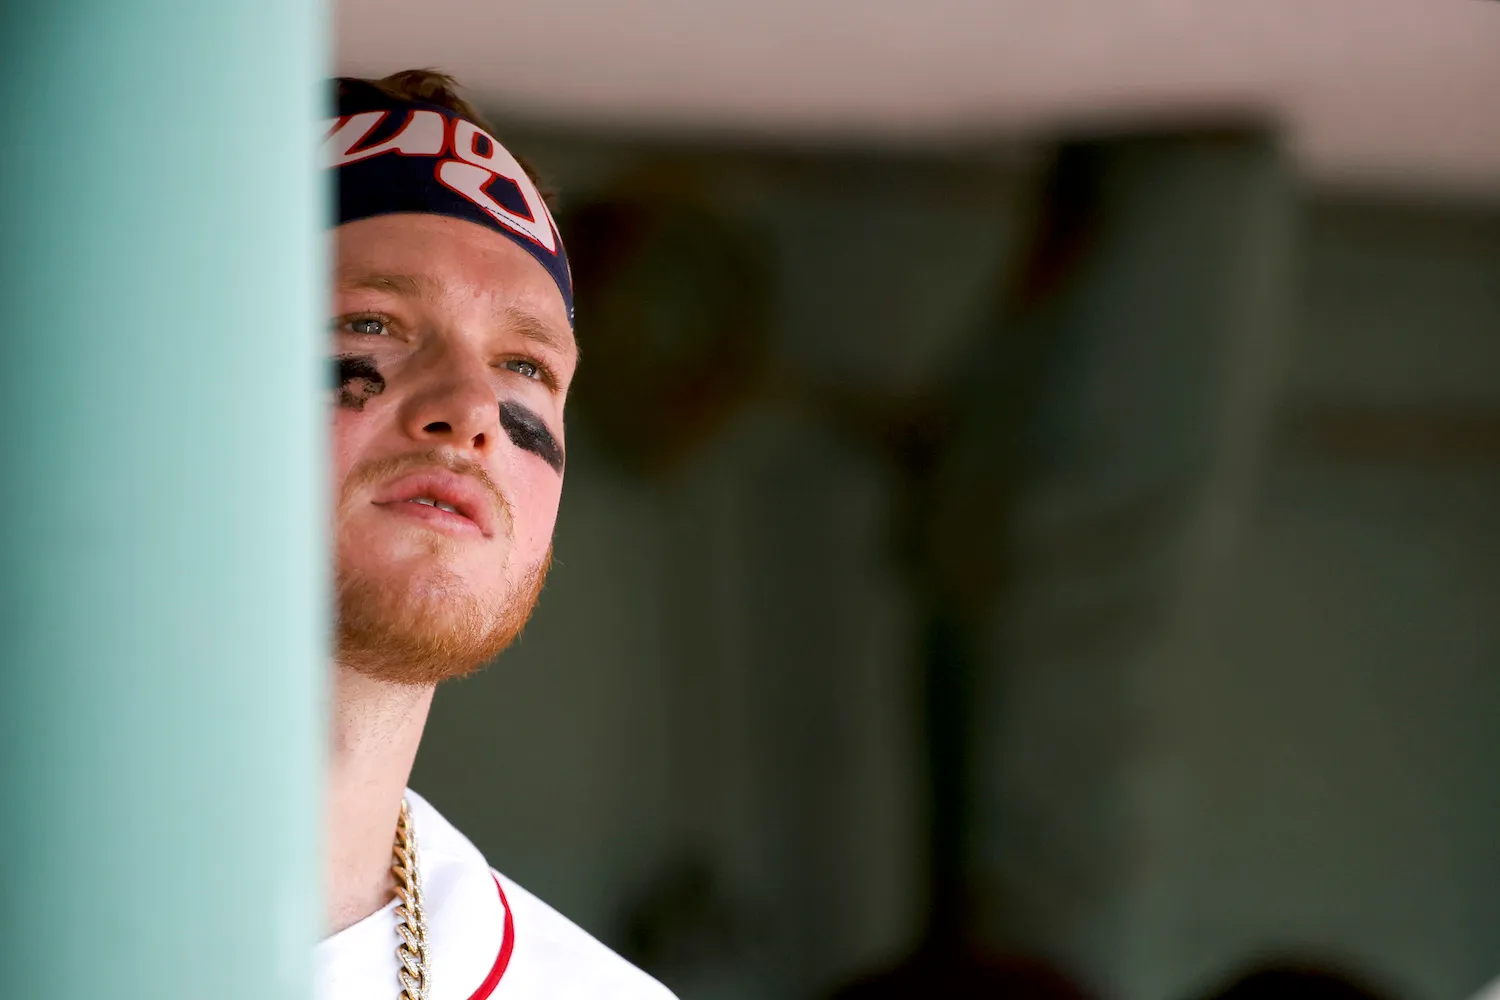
xmin=326 ymin=668 xmax=434 ymax=935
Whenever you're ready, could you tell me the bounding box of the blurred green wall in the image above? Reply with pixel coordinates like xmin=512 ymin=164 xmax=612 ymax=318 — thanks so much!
xmin=412 ymin=126 xmax=1500 ymax=1000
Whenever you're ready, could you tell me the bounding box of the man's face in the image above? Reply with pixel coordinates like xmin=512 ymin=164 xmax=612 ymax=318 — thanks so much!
xmin=331 ymin=213 xmax=576 ymax=684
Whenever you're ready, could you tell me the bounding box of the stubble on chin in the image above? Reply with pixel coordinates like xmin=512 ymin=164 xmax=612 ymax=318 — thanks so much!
xmin=335 ymin=545 xmax=552 ymax=686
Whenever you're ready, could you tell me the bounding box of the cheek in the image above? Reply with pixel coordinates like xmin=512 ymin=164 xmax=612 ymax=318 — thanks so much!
xmin=502 ymin=457 xmax=565 ymax=557
xmin=331 ymin=407 xmax=380 ymax=506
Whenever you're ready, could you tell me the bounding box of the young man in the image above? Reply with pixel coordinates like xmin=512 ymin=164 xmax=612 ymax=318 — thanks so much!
xmin=317 ymin=71 xmax=674 ymax=1000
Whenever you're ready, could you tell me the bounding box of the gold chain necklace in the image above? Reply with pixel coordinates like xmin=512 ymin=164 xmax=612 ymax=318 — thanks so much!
xmin=392 ymin=799 xmax=431 ymax=1000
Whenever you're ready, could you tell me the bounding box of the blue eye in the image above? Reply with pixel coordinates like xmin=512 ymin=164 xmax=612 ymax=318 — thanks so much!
xmin=345 ymin=316 xmax=388 ymax=336
xmin=504 ymin=359 xmax=542 ymax=380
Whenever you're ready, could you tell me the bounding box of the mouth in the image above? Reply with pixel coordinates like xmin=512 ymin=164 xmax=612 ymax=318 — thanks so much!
xmin=369 ymin=468 xmax=498 ymax=539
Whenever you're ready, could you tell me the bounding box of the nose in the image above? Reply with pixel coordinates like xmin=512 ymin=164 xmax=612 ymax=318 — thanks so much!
xmin=395 ymin=346 xmax=498 ymax=454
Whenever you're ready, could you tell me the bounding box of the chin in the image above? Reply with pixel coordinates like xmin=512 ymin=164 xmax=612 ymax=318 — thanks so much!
xmin=334 ymin=547 xmax=551 ymax=687
xmin=342 ymin=525 xmax=508 ymax=596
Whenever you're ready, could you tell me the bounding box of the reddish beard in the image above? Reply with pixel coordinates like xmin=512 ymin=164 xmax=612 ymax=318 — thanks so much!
xmin=333 ymin=450 xmax=552 ymax=685
xmin=336 ymin=545 xmax=551 ymax=685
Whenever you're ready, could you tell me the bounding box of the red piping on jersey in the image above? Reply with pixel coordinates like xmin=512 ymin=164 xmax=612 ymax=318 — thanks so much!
xmin=464 ymin=875 xmax=515 ymax=1000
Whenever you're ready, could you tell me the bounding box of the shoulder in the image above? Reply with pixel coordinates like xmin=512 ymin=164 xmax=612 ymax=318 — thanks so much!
xmin=494 ymin=871 xmax=678 ymax=1000
xmin=405 ymin=789 xmax=677 ymax=1000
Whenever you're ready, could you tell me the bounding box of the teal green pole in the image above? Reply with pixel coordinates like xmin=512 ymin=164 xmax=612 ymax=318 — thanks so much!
xmin=0 ymin=3 xmax=327 ymax=998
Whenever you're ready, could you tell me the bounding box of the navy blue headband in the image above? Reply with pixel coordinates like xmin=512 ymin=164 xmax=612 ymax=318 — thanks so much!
xmin=326 ymin=79 xmax=573 ymax=325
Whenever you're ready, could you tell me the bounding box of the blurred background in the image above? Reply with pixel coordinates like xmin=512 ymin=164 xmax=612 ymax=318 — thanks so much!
xmin=338 ymin=2 xmax=1500 ymax=998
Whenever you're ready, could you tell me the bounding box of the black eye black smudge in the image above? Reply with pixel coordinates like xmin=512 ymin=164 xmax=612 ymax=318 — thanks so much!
xmin=334 ymin=354 xmax=386 ymax=412
xmin=499 ymin=400 xmax=565 ymax=473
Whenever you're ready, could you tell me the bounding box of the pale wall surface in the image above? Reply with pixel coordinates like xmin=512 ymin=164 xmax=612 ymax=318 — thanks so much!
xmin=336 ymin=0 xmax=1500 ymax=193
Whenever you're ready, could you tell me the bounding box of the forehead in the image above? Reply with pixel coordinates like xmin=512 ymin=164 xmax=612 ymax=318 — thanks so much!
xmin=334 ymin=214 xmax=573 ymax=349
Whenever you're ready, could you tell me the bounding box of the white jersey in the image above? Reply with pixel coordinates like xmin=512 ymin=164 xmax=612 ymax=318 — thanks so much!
xmin=317 ymin=789 xmax=676 ymax=1000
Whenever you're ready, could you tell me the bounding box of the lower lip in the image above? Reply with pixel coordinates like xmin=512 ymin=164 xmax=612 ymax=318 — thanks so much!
xmin=373 ymin=500 xmax=485 ymax=537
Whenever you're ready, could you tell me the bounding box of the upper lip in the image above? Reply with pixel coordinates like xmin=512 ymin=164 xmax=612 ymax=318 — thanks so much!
xmin=371 ymin=468 xmax=498 ymax=537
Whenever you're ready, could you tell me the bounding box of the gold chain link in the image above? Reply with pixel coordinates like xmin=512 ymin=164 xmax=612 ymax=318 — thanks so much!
xmin=392 ymin=799 xmax=431 ymax=1000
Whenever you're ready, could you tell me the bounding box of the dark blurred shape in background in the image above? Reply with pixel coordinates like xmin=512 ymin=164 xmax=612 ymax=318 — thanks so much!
xmin=830 ymin=948 xmax=1097 ymax=1000
xmin=344 ymin=2 xmax=1500 ymax=998
xmin=1192 ymin=959 xmax=1399 ymax=1000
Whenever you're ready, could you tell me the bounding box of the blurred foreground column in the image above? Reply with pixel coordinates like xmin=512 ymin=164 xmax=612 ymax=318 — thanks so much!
xmin=0 ymin=3 xmax=327 ymax=998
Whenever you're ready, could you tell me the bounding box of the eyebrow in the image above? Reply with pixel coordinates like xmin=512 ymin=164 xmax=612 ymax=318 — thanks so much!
xmin=338 ymin=271 xmax=577 ymax=362
xmin=499 ymin=306 xmax=577 ymax=363
xmin=339 ymin=271 xmax=438 ymax=300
